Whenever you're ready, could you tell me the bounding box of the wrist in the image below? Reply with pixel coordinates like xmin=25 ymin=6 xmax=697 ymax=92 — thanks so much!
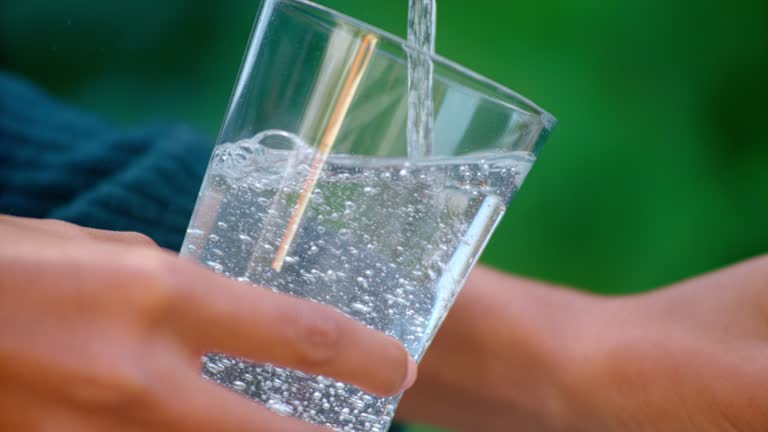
xmin=480 ymin=278 xmax=585 ymax=432
xmin=399 ymin=268 xmax=597 ymax=431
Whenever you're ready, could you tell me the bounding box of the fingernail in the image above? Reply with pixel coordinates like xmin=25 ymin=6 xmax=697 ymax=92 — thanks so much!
xmin=398 ymin=356 xmax=418 ymax=393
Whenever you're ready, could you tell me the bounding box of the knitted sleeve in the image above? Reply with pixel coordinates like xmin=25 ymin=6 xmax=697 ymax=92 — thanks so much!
xmin=0 ymin=71 xmax=212 ymax=250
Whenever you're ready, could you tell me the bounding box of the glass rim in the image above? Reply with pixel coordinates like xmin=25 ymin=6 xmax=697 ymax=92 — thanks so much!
xmin=278 ymin=0 xmax=557 ymax=131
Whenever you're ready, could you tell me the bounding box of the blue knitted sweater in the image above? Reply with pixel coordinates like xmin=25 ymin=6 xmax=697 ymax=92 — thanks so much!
xmin=0 ymin=71 xmax=405 ymax=432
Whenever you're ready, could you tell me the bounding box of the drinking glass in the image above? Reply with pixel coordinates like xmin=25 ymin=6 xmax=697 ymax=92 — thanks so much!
xmin=181 ymin=0 xmax=556 ymax=430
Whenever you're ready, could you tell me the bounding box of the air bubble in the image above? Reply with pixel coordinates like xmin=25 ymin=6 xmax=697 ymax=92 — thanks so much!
xmin=266 ymin=400 xmax=294 ymax=416
xmin=205 ymin=261 xmax=224 ymax=273
xmin=350 ymin=303 xmax=372 ymax=313
xmin=344 ymin=201 xmax=357 ymax=216
xmin=204 ymin=361 xmax=225 ymax=374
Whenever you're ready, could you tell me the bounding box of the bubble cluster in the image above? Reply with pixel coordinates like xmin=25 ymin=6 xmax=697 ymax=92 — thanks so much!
xmin=182 ymin=134 xmax=535 ymax=431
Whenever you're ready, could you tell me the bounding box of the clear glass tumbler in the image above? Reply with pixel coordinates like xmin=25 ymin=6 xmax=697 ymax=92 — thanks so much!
xmin=181 ymin=0 xmax=556 ymax=430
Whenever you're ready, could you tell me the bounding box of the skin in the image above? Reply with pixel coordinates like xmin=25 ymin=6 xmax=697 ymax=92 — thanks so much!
xmin=0 ymin=215 xmax=416 ymax=432
xmin=398 ymin=256 xmax=768 ymax=431
xmin=3 ymin=215 xmax=767 ymax=431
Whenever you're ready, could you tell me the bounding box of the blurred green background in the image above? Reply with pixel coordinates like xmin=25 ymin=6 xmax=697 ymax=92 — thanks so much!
xmin=2 ymin=0 xmax=766 ymax=430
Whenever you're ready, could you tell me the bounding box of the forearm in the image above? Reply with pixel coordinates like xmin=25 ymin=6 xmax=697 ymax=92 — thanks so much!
xmin=397 ymin=266 xmax=599 ymax=431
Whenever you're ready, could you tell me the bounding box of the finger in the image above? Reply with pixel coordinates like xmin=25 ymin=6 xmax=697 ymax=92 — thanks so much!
xmin=81 ymin=228 xmax=158 ymax=248
xmin=161 ymin=363 xmax=330 ymax=432
xmin=168 ymin=260 xmax=417 ymax=397
xmin=0 ymin=215 xmax=157 ymax=247
xmin=0 ymin=215 xmax=86 ymax=240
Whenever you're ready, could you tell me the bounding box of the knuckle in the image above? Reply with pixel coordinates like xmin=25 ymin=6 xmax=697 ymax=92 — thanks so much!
xmin=42 ymin=218 xmax=76 ymax=229
xmin=42 ymin=218 xmax=87 ymax=237
xmin=123 ymin=231 xmax=158 ymax=247
xmin=121 ymin=250 xmax=180 ymax=321
xmin=291 ymin=307 xmax=342 ymax=366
